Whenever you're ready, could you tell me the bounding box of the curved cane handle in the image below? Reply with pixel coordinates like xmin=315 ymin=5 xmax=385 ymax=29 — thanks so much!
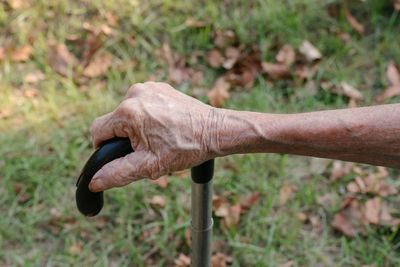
xmin=76 ymin=137 xmax=133 ymax=216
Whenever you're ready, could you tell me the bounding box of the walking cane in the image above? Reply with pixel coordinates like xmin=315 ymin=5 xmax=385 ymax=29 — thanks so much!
xmin=76 ymin=137 xmax=214 ymax=266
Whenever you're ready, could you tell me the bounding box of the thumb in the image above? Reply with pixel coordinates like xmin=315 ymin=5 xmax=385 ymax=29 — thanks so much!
xmin=89 ymin=151 xmax=153 ymax=192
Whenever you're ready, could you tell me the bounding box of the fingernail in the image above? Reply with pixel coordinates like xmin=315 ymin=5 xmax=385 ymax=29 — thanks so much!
xmin=89 ymin=178 xmax=104 ymax=192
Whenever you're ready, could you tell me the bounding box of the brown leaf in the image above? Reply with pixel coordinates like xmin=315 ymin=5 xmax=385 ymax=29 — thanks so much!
xmin=240 ymin=192 xmax=261 ymax=211
xmin=48 ymin=43 xmax=78 ymax=77
xmin=207 ymin=77 xmax=230 ymax=107
xmin=223 ymin=202 xmax=241 ymax=228
xmin=213 ymin=29 xmax=236 ymax=49
xmin=185 ymin=18 xmax=208 ymax=27
xmin=0 ymin=47 xmax=5 ymax=60
xmin=394 ymin=0 xmax=400 ymax=11
xmin=386 ymin=61 xmax=400 ymax=86
xmin=330 ymin=161 xmax=353 ymax=182
xmin=8 ymin=0 xmax=30 ymax=9
xmin=211 ymin=252 xmax=234 ymax=267
xmin=276 ymin=44 xmax=296 ymax=65
xmin=206 ymin=50 xmax=224 ymax=68
xmin=310 ymin=215 xmax=323 ymax=235
xmin=18 ymin=193 xmax=30 ymax=203
xmin=24 ymin=70 xmax=45 ymax=84
xmin=223 ymin=46 xmax=241 ymax=69
xmin=374 ymin=85 xmax=400 ymax=103
xmin=297 ymin=212 xmax=308 ymax=222
xmin=262 ymin=62 xmax=290 ymax=79
xmin=299 ymin=41 xmax=322 ymax=63
xmin=149 ymin=195 xmax=167 ymax=208
xmin=365 ymin=197 xmax=380 ymax=224
xmin=12 ymin=45 xmax=32 ymax=62
xmin=81 ymin=34 xmax=103 ymax=67
xmin=345 ymin=7 xmax=364 ymax=36
xmin=332 ymin=213 xmax=358 ymax=237
xmin=294 ymin=63 xmax=319 ymax=81
xmin=278 ymin=261 xmax=294 ymax=267
xmin=50 ymin=208 xmax=61 ymax=220
xmin=174 ymin=253 xmax=190 ymax=267
xmin=168 ymin=59 xmax=193 ymax=85
xmin=279 ymin=183 xmax=296 ymax=206
xmin=83 ymin=52 xmax=113 ymax=77
xmin=106 ymin=12 xmax=118 ymax=26
xmin=375 ymin=181 xmax=397 ymax=197
xmin=68 ymin=240 xmax=83 ymax=255
xmin=151 ymin=177 xmax=169 ymax=188
xmin=341 ymin=82 xmax=364 ymax=100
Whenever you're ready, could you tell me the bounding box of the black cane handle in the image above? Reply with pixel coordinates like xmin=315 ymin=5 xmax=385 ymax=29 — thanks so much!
xmin=76 ymin=137 xmax=133 ymax=216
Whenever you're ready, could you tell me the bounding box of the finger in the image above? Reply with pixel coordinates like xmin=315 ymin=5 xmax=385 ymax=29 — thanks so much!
xmin=90 ymin=112 xmax=116 ymax=149
xmin=124 ymin=83 xmax=146 ymax=100
xmin=88 ymin=151 xmax=157 ymax=192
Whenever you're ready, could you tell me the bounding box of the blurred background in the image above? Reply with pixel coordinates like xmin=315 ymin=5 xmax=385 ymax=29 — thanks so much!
xmin=1 ymin=0 xmax=400 ymax=266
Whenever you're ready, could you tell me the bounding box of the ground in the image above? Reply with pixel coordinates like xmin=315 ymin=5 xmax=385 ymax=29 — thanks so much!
xmin=1 ymin=0 xmax=400 ymax=266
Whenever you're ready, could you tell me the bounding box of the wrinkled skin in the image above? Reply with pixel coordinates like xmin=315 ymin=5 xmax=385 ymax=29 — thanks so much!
xmin=89 ymin=82 xmax=220 ymax=191
xmin=90 ymin=82 xmax=400 ymax=192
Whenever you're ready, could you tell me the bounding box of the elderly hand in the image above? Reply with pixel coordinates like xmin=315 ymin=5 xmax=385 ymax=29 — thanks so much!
xmin=89 ymin=82 xmax=221 ymax=192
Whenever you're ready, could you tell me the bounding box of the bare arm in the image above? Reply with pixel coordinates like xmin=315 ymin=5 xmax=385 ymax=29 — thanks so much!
xmin=214 ymin=104 xmax=400 ymax=168
xmin=89 ymin=82 xmax=400 ymax=192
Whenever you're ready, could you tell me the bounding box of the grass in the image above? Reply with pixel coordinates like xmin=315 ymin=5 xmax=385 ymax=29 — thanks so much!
xmin=1 ymin=0 xmax=400 ymax=266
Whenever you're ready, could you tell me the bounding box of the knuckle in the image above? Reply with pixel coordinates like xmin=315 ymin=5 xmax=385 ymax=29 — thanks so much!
xmin=127 ymin=83 xmax=145 ymax=95
xmin=116 ymin=100 xmax=133 ymax=116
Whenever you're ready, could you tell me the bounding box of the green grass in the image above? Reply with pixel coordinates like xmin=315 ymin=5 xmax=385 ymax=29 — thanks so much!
xmin=1 ymin=0 xmax=400 ymax=266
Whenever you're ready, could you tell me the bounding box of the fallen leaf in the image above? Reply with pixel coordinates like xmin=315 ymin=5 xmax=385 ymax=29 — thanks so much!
xmin=223 ymin=202 xmax=241 ymax=228
xmin=276 ymin=44 xmax=296 ymax=65
xmin=151 ymin=177 xmax=169 ymax=188
xmin=48 ymin=43 xmax=78 ymax=77
xmin=380 ymin=202 xmax=400 ymax=227
xmin=386 ymin=61 xmax=400 ymax=86
xmin=279 ymin=183 xmax=296 ymax=206
xmin=68 ymin=240 xmax=83 ymax=255
xmin=345 ymin=7 xmax=364 ymax=35
xmin=299 ymin=41 xmax=322 ymax=63
xmin=310 ymin=215 xmax=323 ymax=235
xmin=394 ymin=0 xmax=400 ymax=11
xmin=50 ymin=208 xmax=61 ymax=220
xmin=105 ymin=12 xmax=118 ymax=26
xmin=333 ymin=197 xmax=364 ymax=236
xmin=7 ymin=0 xmax=30 ymax=9
xmin=207 ymin=77 xmax=230 ymax=107
xmin=375 ymin=181 xmax=397 ymax=197
xmin=213 ymin=29 xmax=236 ymax=49
xmin=211 ymin=252 xmax=234 ymax=267
xmin=341 ymin=82 xmax=364 ymax=100
xmin=24 ymin=70 xmax=45 ymax=84
xmin=185 ymin=18 xmax=208 ymax=27
xmin=347 ymin=181 xmax=360 ymax=193
xmin=0 ymin=109 xmax=12 ymax=119
xmin=278 ymin=261 xmax=294 ymax=267
xmin=223 ymin=46 xmax=241 ymax=69
xmin=239 ymin=192 xmax=261 ymax=212
xmin=310 ymin=157 xmax=331 ymax=174
xmin=294 ymin=63 xmax=319 ymax=81
xmin=101 ymin=24 xmax=114 ymax=36
xmin=81 ymin=34 xmax=103 ymax=67
xmin=262 ymin=62 xmax=290 ymax=79
xmin=18 ymin=193 xmax=30 ymax=203
xmin=168 ymin=58 xmax=193 ymax=85
xmin=83 ymin=52 xmax=113 ymax=77
xmin=174 ymin=253 xmax=190 ymax=267
xmin=12 ymin=45 xmax=32 ymax=62
xmin=330 ymin=161 xmax=353 ymax=182
xmin=297 ymin=212 xmax=308 ymax=222
xmin=149 ymin=195 xmax=167 ymax=208
xmin=206 ymin=50 xmax=224 ymax=68
xmin=332 ymin=213 xmax=358 ymax=237
xmin=0 ymin=47 xmax=5 ymax=60
xmin=365 ymin=197 xmax=380 ymax=224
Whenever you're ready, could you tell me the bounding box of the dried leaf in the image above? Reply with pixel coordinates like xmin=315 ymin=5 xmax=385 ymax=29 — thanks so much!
xmin=223 ymin=46 xmax=241 ymax=69
xmin=374 ymin=85 xmax=400 ymax=103
xmin=81 ymin=34 xmax=103 ymax=67
xmin=297 ymin=212 xmax=308 ymax=222
xmin=8 ymin=0 xmax=30 ymax=9
xmin=106 ymin=12 xmax=118 ymax=26
xmin=50 ymin=208 xmax=61 ymax=220
xmin=310 ymin=215 xmax=323 ymax=235
xmin=149 ymin=195 xmax=167 ymax=208
xmin=330 ymin=161 xmax=353 ymax=182
xmin=207 ymin=77 xmax=230 ymax=107
xmin=279 ymin=183 xmax=296 ymax=206
xmin=240 ymin=192 xmax=261 ymax=211
xmin=276 ymin=44 xmax=296 ymax=65
xmin=345 ymin=7 xmax=364 ymax=35
xmin=18 ymin=193 xmax=30 ymax=203
xmin=294 ymin=63 xmax=319 ymax=81
xmin=386 ymin=61 xmax=400 ymax=86
xmin=24 ymin=70 xmax=45 ymax=84
xmin=0 ymin=47 xmax=5 ymax=60
xmin=213 ymin=29 xmax=236 ymax=49
xmin=151 ymin=177 xmax=169 ymax=188
xmin=68 ymin=240 xmax=83 ymax=255
xmin=332 ymin=213 xmax=358 ymax=237
xmin=83 ymin=52 xmax=113 ymax=77
xmin=299 ymin=41 xmax=322 ymax=63
xmin=223 ymin=202 xmax=241 ymax=228
xmin=211 ymin=252 xmax=234 ymax=267
xmin=262 ymin=62 xmax=290 ymax=79
xmin=48 ymin=43 xmax=78 ymax=77
xmin=12 ymin=45 xmax=32 ymax=62
xmin=185 ymin=18 xmax=208 ymax=27
xmin=278 ymin=261 xmax=295 ymax=267
xmin=206 ymin=50 xmax=224 ymax=68
xmin=394 ymin=0 xmax=400 ymax=11
xmin=174 ymin=253 xmax=190 ymax=267
xmin=365 ymin=197 xmax=380 ymax=224
xmin=341 ymin=82 xmax=364 ymax=100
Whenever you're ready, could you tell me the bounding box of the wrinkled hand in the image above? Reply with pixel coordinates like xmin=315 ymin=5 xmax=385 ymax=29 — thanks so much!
xmin=89 ymin=82 xmax=220 ymax=192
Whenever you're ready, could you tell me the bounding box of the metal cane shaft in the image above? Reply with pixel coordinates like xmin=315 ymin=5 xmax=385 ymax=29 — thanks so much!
xmin=190 ymin=159 xmax=214 ymax=267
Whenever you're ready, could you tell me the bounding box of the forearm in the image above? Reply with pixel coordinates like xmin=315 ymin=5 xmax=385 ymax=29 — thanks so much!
xmin=213 ymin=104 xmax=400 ymax=168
